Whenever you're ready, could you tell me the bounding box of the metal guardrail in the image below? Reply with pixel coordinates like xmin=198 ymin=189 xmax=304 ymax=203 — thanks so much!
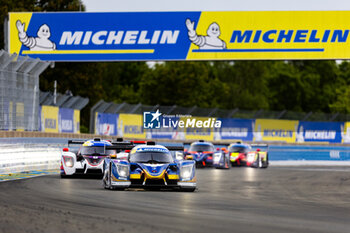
xmin=0 ymin=143 xmax=62 ymax=174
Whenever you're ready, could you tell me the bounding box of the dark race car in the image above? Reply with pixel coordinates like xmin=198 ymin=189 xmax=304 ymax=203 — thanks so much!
xmin=184 ymin=140 xmax=215 ymax=167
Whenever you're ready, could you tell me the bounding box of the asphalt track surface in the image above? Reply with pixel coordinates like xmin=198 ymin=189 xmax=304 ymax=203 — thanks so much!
xmin=1 ymin=166 xmax=350 ymax=233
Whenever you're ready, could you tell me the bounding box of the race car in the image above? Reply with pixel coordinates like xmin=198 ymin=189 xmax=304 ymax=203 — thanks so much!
xmin=246 ymin=144 xmax=269 ymax=168
xmin=212 ymin=147 xmax=231 ymax=169
xmin=184 ymin=140 xmax=215 ymax=167
xmin=228 ymin=143 xmax=252 ymax=166
xmin=60 ymin=138 xmax=118 ymax=177
xmin=102 ymin=142 xmax=196 ymax=191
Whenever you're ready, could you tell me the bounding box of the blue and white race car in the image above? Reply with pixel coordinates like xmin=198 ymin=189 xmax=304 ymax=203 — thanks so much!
xmin=102 ymin=142 xmax=196 ymax=191
xmin=212 ymin=147 xmax=231 ymax=169
xmin=60 ymin=138 xmax=118 ymax=177
xmin=184 ymin=140 xmax=215 ymax=167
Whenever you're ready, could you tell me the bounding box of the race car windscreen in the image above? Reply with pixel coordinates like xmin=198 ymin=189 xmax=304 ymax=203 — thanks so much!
xmin=80 ymin=146 xmax=116 ymax=155
xmin=189 ymin=144 xmax=214 ymax=152
xmin=229 ymin=146 xmax=248 ymax=153
xmin=129 ymin=152 xmax=173 ymax=164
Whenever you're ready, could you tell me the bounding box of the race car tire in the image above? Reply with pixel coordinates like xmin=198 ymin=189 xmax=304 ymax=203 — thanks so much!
xmin=60 ymin=172 xmax=74 ymax=178
xmin=216 ymin=154 xmax=231 ymax=169
xmin=102 ymin=169 xmax=110 ymax=189
xmin=181 ymin=187 xmax=196 ymax=192
xmin=60 ymin=174 xmax=69 ymax=178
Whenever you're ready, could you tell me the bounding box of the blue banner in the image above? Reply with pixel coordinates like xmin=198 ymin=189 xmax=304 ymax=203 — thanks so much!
xmin=9 ymin=12 xmax=200 ymax=61
xmin=95 ymin=112 xmax=118 ymax=136
xmin=296 ymin=121 xmax=344 ymax=143
xmin=215 ymin=118 xmax=254 ymax=141
xmin=58 ymin=108 xmax=74 ymax=133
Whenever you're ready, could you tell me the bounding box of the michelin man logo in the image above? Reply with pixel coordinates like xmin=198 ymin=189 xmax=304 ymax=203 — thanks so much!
xmin=143 ymin=109 xmax=162 ymax=129
xmin=186 ymin=19 xmax=226 ymax=50
xmin=16 ymin=20 xmax=56 ymax=51
xmin=296 ymin=126 xmax=304 ymax=143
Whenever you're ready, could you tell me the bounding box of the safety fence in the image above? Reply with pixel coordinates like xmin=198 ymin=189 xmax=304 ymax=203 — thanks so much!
xmin=0 ymin=143 xmax=61 ymax=174
xmin=0 ymin=50 xmax=50 ymax=131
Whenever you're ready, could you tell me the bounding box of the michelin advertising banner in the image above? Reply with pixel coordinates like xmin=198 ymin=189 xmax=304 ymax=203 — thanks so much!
xmin=342 ymin=122 xmax=350 ymax=143
xmin=254 ymin=119 xmax=299 ymax=143
xmin=296 ymin=121 xmax=343 ymax=143
xmin=74 ymin=109 xmax=80 ymax=133
xmin=215 ymin=118 xmax=254 ymax=141
xmin=180 ymin=116 xmax=215 ymax=141
xmin=59 ymin=108 xmax=74 ymax=133
xmin=8 ymin=11 xmax=350 ymax=61
xmin=118 ymin=114 xmax=146 ymax=139
xmin=145 ymin=116 xmax=182 ymax=140
xmin=94 ymin=112 xmax=118 ymax=136
xmin=40 ymin=105 xmax=59 ymax=133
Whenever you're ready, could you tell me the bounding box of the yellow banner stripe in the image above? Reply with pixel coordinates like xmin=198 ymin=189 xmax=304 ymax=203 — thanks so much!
xmin=22 ymin=49 xmax=154 ymax=54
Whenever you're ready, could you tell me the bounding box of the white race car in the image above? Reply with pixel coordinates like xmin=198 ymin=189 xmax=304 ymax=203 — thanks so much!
xmin=60 ymin=138 xmax=118 ymax=177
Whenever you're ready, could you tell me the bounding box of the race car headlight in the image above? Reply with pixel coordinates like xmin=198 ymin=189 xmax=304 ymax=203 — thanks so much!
xmin=63 ymin=156 xmax=74 ymax=167
xmin=117 ymin=164 xmax=129 ymax=178
xmin=213 ymin=153 xmax=221 ymax=163
xmin=180 ymin=165 xmax=193 ymax=180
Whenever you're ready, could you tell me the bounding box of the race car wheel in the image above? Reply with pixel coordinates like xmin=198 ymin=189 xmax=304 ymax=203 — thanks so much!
xmin=60 ymin=174 xmax=69 ymax=178
xmin=224 ymin=155 xmax=231 ymax=169
xmin=258 ymin=154 xmax=262 ymax=168
xmin=103 ymin=166 xmax=111 ymax=189
xmin=261 ymin=154 xmax=269 ymax=168
xmin=181 ymin=187 xmax=196 ymax=192
xmin=60 ymin=172 xmax=74 ymax=178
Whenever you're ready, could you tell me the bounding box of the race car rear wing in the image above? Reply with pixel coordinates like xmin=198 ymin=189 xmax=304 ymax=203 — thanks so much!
xmin=250 ymin=144 xmax=269 ymax=151
xmin=165 ymin=146 xmax=184 ymax=151
xmin=250 ymin=143 xmax=269 ymax=147
xmin=105 ymin=142 xmax=135 ymax=152
xmin=68 ymin=140 xmax=86 ymax=146
xmin=183 ymin=142 xmax=230 ymax=146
